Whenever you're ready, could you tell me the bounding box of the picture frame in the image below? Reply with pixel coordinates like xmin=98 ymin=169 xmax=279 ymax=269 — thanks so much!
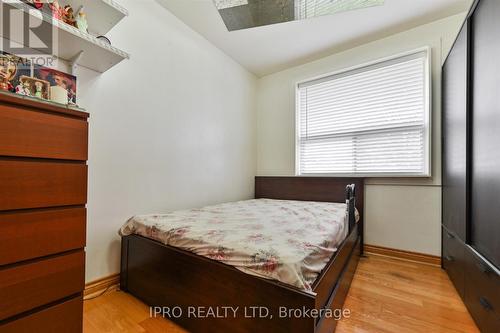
xmin=0 ymin=52 xmax=32 ymax=93
xmin=34 ymin=66 xmax=77 ymax=104
xmin=19 ymin=75 xmax=50 ymax=100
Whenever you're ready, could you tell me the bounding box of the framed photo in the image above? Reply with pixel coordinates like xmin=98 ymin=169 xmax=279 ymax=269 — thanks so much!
xmin=0 ymin=52 xmax=32 ymax=93
xmin=19 ymin=76 xmax=50 ymax=100
xmin=34 ymin=66 xmax=77 ymax=104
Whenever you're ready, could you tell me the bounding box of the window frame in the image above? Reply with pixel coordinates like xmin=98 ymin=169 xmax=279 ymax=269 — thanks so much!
xmin=295 ymin=47 xmax=432 ymax=178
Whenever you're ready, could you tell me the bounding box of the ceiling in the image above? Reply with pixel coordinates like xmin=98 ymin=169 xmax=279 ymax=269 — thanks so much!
xmin=156 ymin=0 xmax=472 ymax=77
xmin=213 ymin=0 xmax=386 ymax=31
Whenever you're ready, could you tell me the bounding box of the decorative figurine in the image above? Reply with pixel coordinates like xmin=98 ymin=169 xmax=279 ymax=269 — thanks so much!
xmin=48 ymin=0 xmax=64 ymax=21
xmin=0 ymin=80 xmax=12 ymax=91
xmin=34 ymin=81 xmax=44 ymax=99
xmin=15 ymin=81 xmax=29 ymax=95
xmin=0 ymin=54 xmax=17 ymax=92
xmin=76 ymin=7 xmax=89 ymax=34
xmin=33 ymin=0 xmax=44 ymax=9
xmin=23 ymin=81 xmax=32 ymax=95
xmin=63 ymin=5 xmax=77 ymax=27
xmin=15 ymin=82 xmax=23 ymax=94
xmin=24 ymin=0 xmax=44 ymax=10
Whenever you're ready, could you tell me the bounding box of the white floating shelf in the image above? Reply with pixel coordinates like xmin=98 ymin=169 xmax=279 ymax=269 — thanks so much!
xmin=62 ymin=0 xmax=128 ymax=36
xmin=2 ymin=0 xmax=130 ymax=73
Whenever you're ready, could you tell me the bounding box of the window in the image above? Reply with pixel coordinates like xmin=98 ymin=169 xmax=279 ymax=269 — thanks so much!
xmin=296 ymin=49 xmax=431 ymax=176
xmin=295 ymin=0 xmax=385 ymax=20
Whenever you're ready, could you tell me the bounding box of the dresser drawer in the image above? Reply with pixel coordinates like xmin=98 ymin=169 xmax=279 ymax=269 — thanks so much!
xmin=0 ymin=296 xmax=83 ymax=333
xmin=0 ymin=251 xmax=85 ymax=320
xmin=0 ymin=208 xmax=86 ymax=266
xmin=464 ymin=247 xmax=500 ymax=333
xmin=0 ymin=160 xmax=87 ymax=211
xmin=0 ymin=104 xmax=88 ymax=161
xmin=442 ymin=226 xmax=465 ymax=297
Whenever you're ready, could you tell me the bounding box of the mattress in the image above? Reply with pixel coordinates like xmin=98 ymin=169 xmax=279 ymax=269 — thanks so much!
xmin=119 ymin=199 xmax=357 ymax=293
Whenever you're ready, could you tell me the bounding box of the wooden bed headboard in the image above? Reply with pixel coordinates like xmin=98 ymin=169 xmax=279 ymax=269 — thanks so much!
xmin=254 ymin=176 xmax=364 ymax=224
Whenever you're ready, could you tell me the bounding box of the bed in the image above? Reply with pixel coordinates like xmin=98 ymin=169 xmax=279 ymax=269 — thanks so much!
xmin=120 ymin=177 xmax=364 ymax=333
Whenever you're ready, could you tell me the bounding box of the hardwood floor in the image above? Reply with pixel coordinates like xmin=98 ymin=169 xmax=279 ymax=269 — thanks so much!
xmin=83 ymin=255 xmax=479 ymax=333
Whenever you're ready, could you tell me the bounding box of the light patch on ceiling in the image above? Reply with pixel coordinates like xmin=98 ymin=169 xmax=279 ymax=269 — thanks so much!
xmin=296 ymin=0 xmax=385 ymax=20
xmin=213 ymin=0 xmax=385 ymax=31
xmin=214 ymin=0 xmax=249 ymax=10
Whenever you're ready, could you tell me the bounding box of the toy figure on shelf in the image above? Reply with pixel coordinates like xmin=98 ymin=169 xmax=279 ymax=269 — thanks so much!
xmin=48 ymin=0 xmax=64 ymax=20
xmin=63 ymin=5 xmax=77 ymax=27
xmin=25 ymin=0 xmax=44 ymax=10
xmin=15 ymin=81 xmax=31 ymax=96
xmin=15 ymin=82 xmax=24 ymax=94
xmin=33 ymin=0 xmax=44 ymax=9
xmin=0 ymin=55 xmax=17 ymax=92
xmin=34 ymin=81 xmax=44 ymax=99
xmin=24 ymin=81 xmax=32 ymax=95
xmin=76 ymin=7 xmax=89 ymax=34
xmin=15 ymin=82 xmax=25 ymax=95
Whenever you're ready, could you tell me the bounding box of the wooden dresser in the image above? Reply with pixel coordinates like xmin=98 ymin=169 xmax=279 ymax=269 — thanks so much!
xmin=0 ymin=93 xmax=88 ymax=332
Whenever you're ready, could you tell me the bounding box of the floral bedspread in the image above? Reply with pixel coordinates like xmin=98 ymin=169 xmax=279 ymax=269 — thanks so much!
xmin=119 ymin=199 xmax=355 ymax=292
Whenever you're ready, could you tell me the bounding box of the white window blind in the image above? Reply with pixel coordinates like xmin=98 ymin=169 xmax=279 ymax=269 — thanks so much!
xmin=297 ymin=50 xmax=430 ymax=176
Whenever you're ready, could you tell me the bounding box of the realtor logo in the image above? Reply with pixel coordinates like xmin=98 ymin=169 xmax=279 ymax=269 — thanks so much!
xmin=0 ymin=1 xmax=56 ymax=56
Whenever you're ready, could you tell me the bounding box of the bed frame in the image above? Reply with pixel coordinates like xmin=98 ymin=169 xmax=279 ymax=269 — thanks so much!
xmin=120 ymin=177 xmax=365 ymax=333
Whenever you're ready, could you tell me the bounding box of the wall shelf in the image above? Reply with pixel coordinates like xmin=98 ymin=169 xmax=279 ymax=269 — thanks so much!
xmin=1 ymin=0 xmax=130 ymax=73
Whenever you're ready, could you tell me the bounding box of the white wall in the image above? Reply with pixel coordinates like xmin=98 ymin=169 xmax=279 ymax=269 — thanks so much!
xmin=256 ymin=13 xmax=466 ymax=256
xmin=76 ymin=0 xmax=257 ymax=282
xmin=66 ymin=5 xmax=467 ymax=280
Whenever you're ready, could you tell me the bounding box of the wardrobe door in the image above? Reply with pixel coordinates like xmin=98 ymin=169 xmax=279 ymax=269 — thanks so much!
xmin=471 ymin=0 xmax=500 ymax=268
xmin=442 ymin=21 xmax=468 ymax=241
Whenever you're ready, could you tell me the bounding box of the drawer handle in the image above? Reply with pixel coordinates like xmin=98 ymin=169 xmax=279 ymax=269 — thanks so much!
xmin=445 ymin=255 xmax=454 ymax=262
xmin=476 ymin=262 xmax=492 ymax=274
xmin=479 ymin=297 xmax=493 ymax=311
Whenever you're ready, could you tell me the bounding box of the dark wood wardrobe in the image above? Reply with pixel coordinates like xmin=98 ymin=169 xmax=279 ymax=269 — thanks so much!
xmin=0 ymin=92 xmax=88 ymax=332
xmin=442 ymin=0 xmax=500 ymax=331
